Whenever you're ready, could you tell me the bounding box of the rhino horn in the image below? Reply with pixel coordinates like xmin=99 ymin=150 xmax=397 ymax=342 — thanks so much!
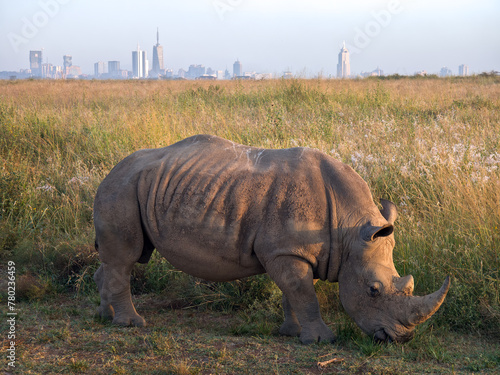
xmin=406 ymin=276 xmax=451 ymax=326
xmin=380 ymin=199 xmax=397 ymax=224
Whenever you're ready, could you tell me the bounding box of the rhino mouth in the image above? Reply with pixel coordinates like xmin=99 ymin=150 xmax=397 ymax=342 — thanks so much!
xmin=374 ymin=328 xmax=414 ymax=343
xmin=374 ymin=329 xmax=392 ymax=343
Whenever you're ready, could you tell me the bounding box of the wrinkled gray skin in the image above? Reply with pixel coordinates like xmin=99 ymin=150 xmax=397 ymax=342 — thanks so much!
xmin=94 ymin=135 xmax=450 ymax=344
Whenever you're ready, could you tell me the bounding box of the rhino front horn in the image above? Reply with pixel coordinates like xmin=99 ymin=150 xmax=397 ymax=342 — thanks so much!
xmin=406 ymin=276 xmax=451 ymax=326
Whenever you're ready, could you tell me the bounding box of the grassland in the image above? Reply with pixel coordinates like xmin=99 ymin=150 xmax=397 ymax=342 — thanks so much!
xmin=1 ymin=77 xmax=499 ymax=374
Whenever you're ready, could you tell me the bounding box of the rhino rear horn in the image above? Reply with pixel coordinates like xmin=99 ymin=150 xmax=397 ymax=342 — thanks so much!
xmin=380 ymin=199 xmax=397 ymax=224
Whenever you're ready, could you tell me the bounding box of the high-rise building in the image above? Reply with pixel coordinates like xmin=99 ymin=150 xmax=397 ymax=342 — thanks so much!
xmin=63 ymin=55 xmax=72 ymax=69
xmin=440 ymin=66 xmax=452 ymax=77
xmin=151 ymin=28 xmax=164 ymax=77
xmin=108 ymin=61 xmax=121 ymax=77
xmin=132 ymin=45 xmax=148 ymax=78
xmin=233 ymin=59 xmax=242 ymax=77
xmin=187 ymin=64 xmax=205 ymax=79
xmin=63 ymin=55 xmax=72 ymax=76
xmin=41 ymin=63 xmax=52 ymax=79
xmin=337 ymin=42 xmax=350 ymax=78
xmin=216 ymin=70 xmax=225 ymax=80
xmin=164 ymin=69 xmax=173 ymax=78
xmin=66 ymin=66 xmax=82 ymax=78
xmin=29 ymin=50 xmax=42 ymax=77
xmin=143 ymin=54 xmax=149 ymax=78
xmin=458 ymin=64 xmax=469 ymax=76
xmin=94 ymin=61 xmax=106 ymax=77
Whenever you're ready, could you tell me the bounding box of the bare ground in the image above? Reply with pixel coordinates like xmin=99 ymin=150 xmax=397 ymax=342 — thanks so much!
xmin=2 ymin=294 xmax=499 ymax=374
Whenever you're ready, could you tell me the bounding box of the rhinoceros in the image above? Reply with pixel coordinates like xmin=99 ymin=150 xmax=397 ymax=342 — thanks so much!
xmin=93 ymin=134 xmax=450 ymax=344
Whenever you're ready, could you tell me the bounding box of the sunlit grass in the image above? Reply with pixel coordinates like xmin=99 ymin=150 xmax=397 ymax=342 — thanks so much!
xmin=0 ymin=77 xmax=499 ymax=338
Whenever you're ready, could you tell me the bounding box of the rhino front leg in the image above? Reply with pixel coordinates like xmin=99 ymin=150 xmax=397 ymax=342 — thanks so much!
xmin=279 ymin=279 xmax=320 ymax=337
xmin=268 ymin=257 xmax=334 ymax=344
xmin=279 ymin=294 xmax=301 ymax=337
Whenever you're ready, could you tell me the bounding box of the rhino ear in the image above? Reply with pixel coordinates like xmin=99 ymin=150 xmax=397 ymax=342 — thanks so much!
xmin=380 ymin=199 xmax=397 ymax=224
xmin=361 ymin=223 xmax=394 ymax=242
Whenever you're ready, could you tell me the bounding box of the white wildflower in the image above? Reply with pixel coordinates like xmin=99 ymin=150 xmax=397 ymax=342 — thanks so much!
xmin=351 ymin=151 xmax=364 ymax=165
xmin=36 ymin=184 xmax=55 ymax=192
xmin=68 ymin=177 xmax=90 ymax=185
xmin=485 ymin=152 xmax=500 ymax=165
xmin=365 ymin=154 xmax=376 ymax=163
xmin=400 ymin=164 xmax=410 ymax=177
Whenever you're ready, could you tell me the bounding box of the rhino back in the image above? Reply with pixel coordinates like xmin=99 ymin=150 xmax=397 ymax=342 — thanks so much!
xmin=96 ymin=135 xmax=373 ymax=281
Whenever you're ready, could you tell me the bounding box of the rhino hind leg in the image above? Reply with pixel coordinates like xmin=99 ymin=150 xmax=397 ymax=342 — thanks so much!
xmin=93 ymin=220 xmax=147 ymax=327
xmin=94 ymin=261 xmax=146 ymax=327
xmin=268 ymin=257 xmax=335 ymax=344
xmin=94 ymin=264 xmax=115 ymax=320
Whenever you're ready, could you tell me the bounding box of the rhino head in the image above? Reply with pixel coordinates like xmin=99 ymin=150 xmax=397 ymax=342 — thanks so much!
xmin=338 ymin=199 xmax=450 ymax=343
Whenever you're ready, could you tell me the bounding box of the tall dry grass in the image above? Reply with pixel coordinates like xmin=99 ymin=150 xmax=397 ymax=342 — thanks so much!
xmin=0 ymin=77 xmax=498 ymax=336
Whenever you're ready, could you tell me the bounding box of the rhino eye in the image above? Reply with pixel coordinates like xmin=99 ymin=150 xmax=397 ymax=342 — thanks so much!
xmin=369 ymin=285 xmax=381 ymax=297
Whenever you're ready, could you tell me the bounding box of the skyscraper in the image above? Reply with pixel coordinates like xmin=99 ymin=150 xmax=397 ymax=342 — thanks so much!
xmin=337 ymin=42 xmax=350 ymax=78
xmin=108 ymin=61 xmax=121 ymax=78
xmin=151 ymin=28 xmax=164 ymax=77
xmin=29 ymin=50 xmax=42 ymax=77
xmin=63 ymin=55 xmax=72 ymax=76
xmin=440 ymin=66 xmax=452 ymax=77
xmin=458 ymin=64 xmax=469 ymax=76
xmin=187 ymin=64 xmax=205 ymax=78
xmin=233 ymin=59 xmax=242 ymax=77
xmin=132 ymin=45 xmax=148 ymax=78
xmin=94 ymin=61 xmax=106 ymax=78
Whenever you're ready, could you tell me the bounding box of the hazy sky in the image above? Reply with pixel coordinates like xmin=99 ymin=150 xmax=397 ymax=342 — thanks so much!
xmin=1 ymin=0 xmax=499 ymax=76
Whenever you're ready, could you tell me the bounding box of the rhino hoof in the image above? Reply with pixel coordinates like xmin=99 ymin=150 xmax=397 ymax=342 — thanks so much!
xmin=300 ymin=333 xmax=335 ymax=345
xmin=300 ymin=336 xmax=335 ymax=345
xmin=279 ymin=321 xmax=301 ymax=337
xmin=96 ymin=305 xmax=114 ymax=321
xmin=113 ymin=315 xmax=147 ymax=327
xmin=299 ymin=324 xmax=335 ymax=345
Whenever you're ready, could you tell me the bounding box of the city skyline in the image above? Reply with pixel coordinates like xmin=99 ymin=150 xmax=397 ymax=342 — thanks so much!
xmin=1 ymin=0 xmax=499 ymax=77
xmin=14 ymin=41 xmax=475 ymax=81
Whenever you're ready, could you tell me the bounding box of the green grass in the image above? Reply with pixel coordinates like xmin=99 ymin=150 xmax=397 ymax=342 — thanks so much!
xmin=0 ymin=77 xmax=499 ymax=373
xmin=8 ymin=296 xmax=500 ymax=374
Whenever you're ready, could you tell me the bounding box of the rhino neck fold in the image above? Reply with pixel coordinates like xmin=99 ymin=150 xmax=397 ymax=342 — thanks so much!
xmin=326 ymin=185 xmax=342 ymax=283
xmin=326 ymin=242 xmax=342 ymax=282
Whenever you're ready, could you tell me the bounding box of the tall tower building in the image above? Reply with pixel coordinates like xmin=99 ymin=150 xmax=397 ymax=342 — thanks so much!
xmin=108 ymin=61 xmax=121 ymax=77
xmin=29 ymin=50 xmax=43 ymax=77
xmin=152 ymin=28 xmax=164 ymax=77
xmin=233 ymin=59 xmax=242 ymax=77
xmin=63 ymin=55 xmax=72 ymax=75
xmin=458 ymin=64 xmax=469 ymax=76
xmin=132 ymin=45 xmax=148 ymax=78
xmin=94 ymin=61 xmax=106 ymax=77
xmin=440 ymin=66 xmax=452 ymax=77
xmin=337 ymin=42 xmax=350 ymax=78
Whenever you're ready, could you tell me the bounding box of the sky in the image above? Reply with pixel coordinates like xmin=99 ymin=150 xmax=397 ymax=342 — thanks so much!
xmin=0 ymin=0 xmax=499 ymax=77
